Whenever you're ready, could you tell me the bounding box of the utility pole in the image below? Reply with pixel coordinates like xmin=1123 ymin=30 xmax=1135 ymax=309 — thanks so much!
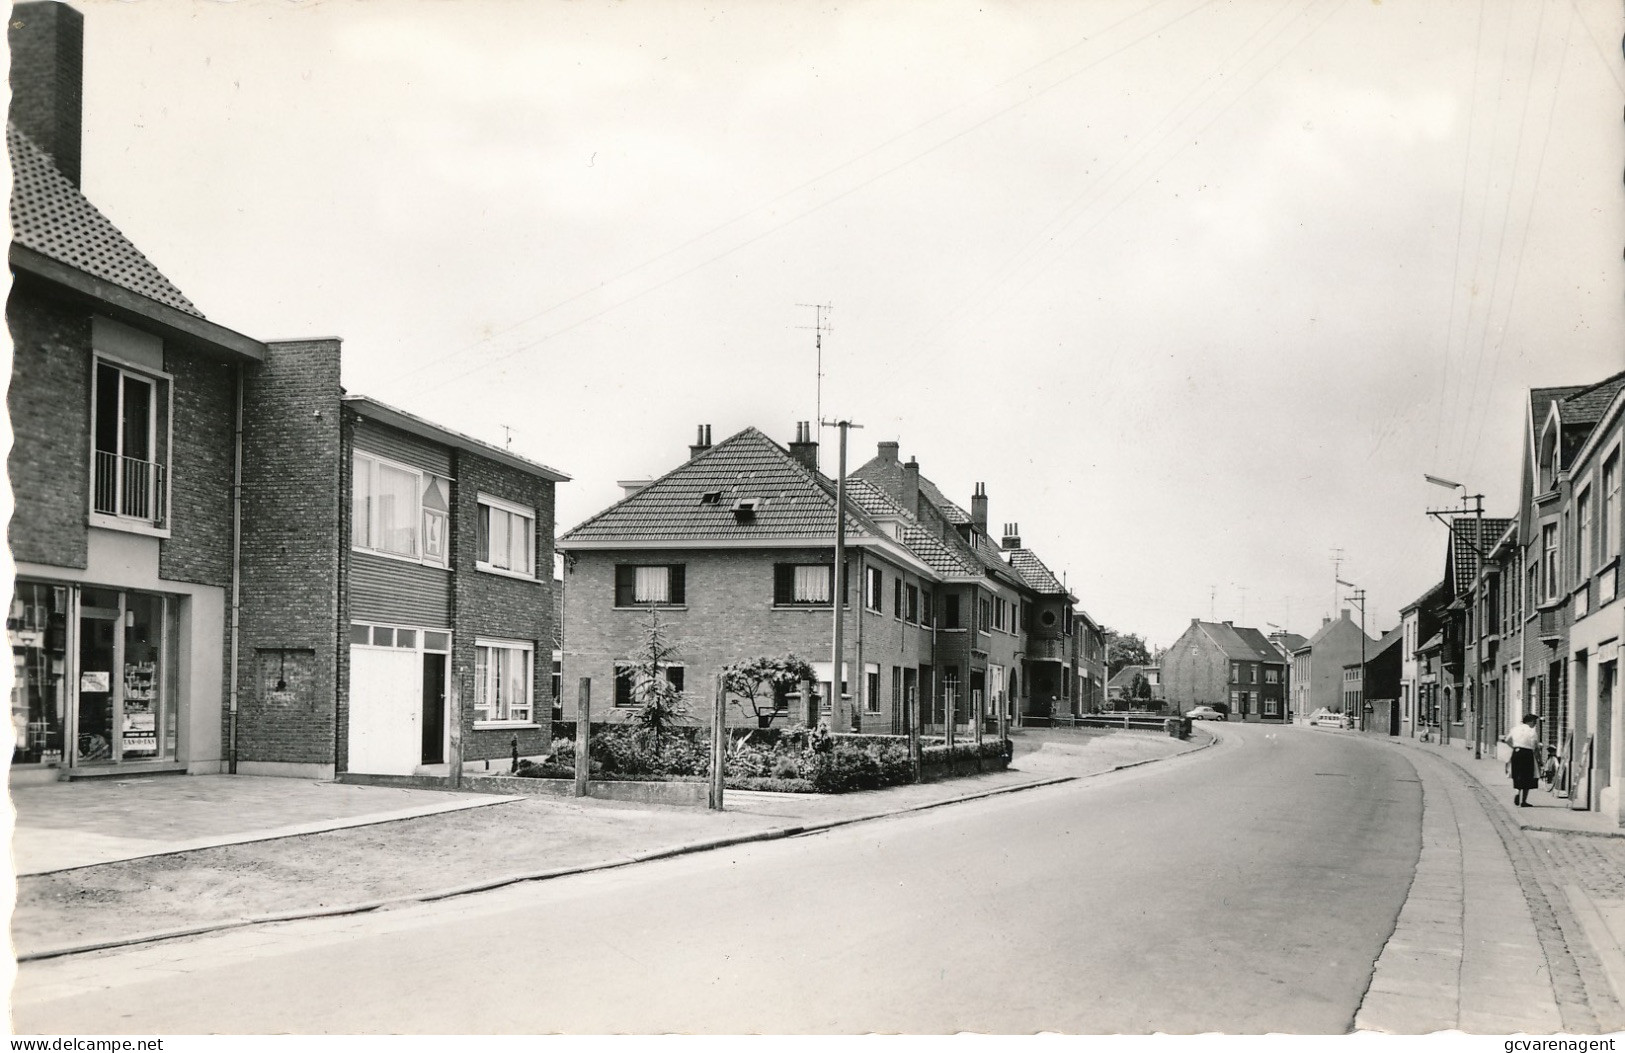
xmin=1425 ymin=475 xmax=1488 ymax=759
xmin=1331 ymin=548 xmax=1345 ymax=617
xmin=822 ymin=417 xmax=861 ymax=733
xmin=796 ymin=303 xmax=833 ymax=449
xmin=1339 ymin=581 xmax=1366 ymax=731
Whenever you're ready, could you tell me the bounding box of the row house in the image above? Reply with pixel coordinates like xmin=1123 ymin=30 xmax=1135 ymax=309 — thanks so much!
xmin=557 ymin=427 xmax=1102 ymax=736
xmin=6 ymin=1 xmax=565 ymax=783
xmin=1288 ymin=611 xmax=1373 ymax=721
xmin=1076 ymin=610 xmax=1108 ymax=713
xmin=1397 ymin=581 xmax=1448 ymax=737
xmin=1357 ymin=627 xmax=1404 ymax=735
xmin=1440 ymin=514 xmax=1511 ymax=750
xmin=1161 ymin=620 xmax=1287 ymax=722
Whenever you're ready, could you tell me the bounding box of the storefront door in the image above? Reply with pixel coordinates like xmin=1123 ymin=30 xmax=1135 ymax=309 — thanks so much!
xmin=76 ymin=590 xmax=120 ymax=764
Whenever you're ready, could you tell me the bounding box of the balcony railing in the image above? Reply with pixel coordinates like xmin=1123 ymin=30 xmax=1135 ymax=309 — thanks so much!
xmin=93 ymin=451 xmax=166 ymax=527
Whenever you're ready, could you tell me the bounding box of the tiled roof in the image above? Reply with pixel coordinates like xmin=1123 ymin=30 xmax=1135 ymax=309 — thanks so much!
xmin=1006 ymin=548 xmax=1068 ymax=596
xmin=1231 ymin=625 xmax=1285 ymax=663
xmin=559 ymin=427 xmax=879 ymax=545
xmin=916 ymin=476 xmax=971 ymax=524
xmin=9 ymin=124 xmax=203 ymax=317
xmin=1194 ymin=621 xmax=1278 ymax=662
xmin=1372 ymin=626 xmax=1405 ymax=654
xmin=1530 ymin=386 xmax=1585 ymax=428
xmin=1560 ymin=370 xmax=1625 ymax=425
xmin=1400 ymin=580 xmax=1449 ymax=614
xmin=1271 ymin=632 xmax=1308 ymax=653
xmin=1449 ymin=516 xmax=1513 ymax=594
xmin=845 ymin=478 xmax=981 ymax=578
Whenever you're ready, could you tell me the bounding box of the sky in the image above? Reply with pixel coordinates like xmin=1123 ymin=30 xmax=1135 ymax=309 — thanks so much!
xmin=68 ymin=0 xmax=1625 ymax=647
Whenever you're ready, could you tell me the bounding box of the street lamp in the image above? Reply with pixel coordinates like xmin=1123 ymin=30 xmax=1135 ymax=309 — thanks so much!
xmin=1425 ymin=473 xmax=1487 ymax=759
xmin=1338 ymin=579 xmax=1366 ymax=730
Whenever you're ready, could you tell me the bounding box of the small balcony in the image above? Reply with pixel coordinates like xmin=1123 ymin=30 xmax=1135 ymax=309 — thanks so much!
xmin=1025 ymin=637 xmax=1070 ymax=663
xmin=93 ymin=451 xmax=166 ymax=528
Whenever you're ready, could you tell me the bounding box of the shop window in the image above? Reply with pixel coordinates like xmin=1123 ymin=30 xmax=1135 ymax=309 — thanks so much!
xmin=9 ymin=582 xmax=69 ymax=765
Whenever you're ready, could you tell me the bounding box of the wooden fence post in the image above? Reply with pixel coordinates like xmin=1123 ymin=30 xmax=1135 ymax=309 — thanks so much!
xmin=574 ymin=677 xmax=590 ymax=798
xmin=709 ymin=673 xmax=727 ymax=811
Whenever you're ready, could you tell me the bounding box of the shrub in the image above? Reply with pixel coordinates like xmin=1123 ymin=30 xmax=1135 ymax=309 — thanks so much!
xmin=771 ymin=754 xmax=802 ymax=780
xmin=726 ymin=776 xmax=817 ymax=793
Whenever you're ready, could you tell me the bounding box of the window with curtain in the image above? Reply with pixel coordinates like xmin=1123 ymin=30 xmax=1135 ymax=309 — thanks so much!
xmin=477 ymin=494 xmax=535 ymax=576
xmin=352 ymin=451 xmax=446 ymax=563
xmin=774 ymin=564 xmax=834 ymax=605
xmin=475 ymin=640 xmax=533 ymax=723
xmin=615 ymin=565 xmax=686 ymax=606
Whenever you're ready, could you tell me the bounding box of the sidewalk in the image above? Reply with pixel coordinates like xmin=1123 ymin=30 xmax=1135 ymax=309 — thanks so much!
xmin=11 ymin=726 xmax=1211 ymax=962
xmin=1379 ymin=733 xmax=1625 ymax=1028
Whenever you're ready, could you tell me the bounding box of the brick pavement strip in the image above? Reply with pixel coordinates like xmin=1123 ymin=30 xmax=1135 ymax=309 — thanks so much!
xmin=1358 ymin=744 xmax=1625 ymax=1034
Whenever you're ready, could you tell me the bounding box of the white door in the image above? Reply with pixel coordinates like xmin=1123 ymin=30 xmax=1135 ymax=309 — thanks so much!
xmin=348 ymin=646 xmax=422 ymax=775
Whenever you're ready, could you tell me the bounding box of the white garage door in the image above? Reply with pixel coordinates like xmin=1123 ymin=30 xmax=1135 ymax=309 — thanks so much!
xmin=349 ymin=646 xmax=422 ymax=776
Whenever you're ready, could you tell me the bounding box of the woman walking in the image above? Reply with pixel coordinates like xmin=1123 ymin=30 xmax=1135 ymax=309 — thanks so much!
xmin=1503 ymin=713 xmax=1541 ymax=807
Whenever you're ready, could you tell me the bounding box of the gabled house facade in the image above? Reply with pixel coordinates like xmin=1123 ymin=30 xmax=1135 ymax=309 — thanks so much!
xmin=1161 ymin=619 xmax=1287 ymax=722
xmin=1001 ymin=526 xmax=1082 ymax=721
xmin=557 ymin=426 xmax=955 ymax=736
xmin=1398 ymin=582 xmax=1448 ymax=738
xmin=1360 ymin=627 xmax=1404 ymax=735
xmin=1440 ymin=514 xmax=1513 ymax=753
xmin=1292 ymin=611 xmax=1374 ymax=719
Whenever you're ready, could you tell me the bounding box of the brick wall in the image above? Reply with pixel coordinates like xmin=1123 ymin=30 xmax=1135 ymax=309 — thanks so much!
xmin=158 ymin=348 xmax=236 ymax=588
xmin=6 ymin=286 xmax=90 ymax=568
xmin=452 ymin=450 xmax=556 ymax=762
xmin=234 ymin=339 xmax=343 ymax=766
xmin=1161 ymin=626 xmax=1226 ymax=707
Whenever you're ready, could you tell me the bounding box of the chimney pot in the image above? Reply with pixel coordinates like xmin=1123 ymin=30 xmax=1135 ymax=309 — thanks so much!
xmin=689 ymin=423 xmax=713 ymax=461
xmin=970 ymin=482 xmax=989 ymax=533
xmin=789 ymin=420 xmax=819 ymax=471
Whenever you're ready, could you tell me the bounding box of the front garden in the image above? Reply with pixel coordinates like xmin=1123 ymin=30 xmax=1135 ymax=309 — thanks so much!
xmin=515 ymin=722 xmax=1013 ymax=794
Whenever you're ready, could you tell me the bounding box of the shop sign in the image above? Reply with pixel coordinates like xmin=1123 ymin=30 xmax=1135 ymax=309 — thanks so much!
xmin=80 ymin=671 xmax=109 ymax=693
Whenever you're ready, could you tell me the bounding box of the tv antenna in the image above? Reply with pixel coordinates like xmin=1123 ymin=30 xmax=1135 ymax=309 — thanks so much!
xmin=795 ymin=303 xmax=833 ymax=427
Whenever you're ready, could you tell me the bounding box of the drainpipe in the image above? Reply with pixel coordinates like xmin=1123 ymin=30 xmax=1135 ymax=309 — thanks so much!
xmin=227 ymin=364 xmax=245 ymax=774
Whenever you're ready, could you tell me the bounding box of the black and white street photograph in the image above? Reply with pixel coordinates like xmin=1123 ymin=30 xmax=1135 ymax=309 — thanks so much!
xmin=5 ymin=0 xmax=1625 ymax=1040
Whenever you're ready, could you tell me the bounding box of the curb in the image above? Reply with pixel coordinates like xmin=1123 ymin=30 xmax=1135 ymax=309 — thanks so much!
xmin=18 ymin=732 xmax=1217 ymax=963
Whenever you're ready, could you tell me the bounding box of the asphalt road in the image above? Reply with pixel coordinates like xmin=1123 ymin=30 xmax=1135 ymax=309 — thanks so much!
xmin=18 ymin=723 xmax=1424 ymax=1034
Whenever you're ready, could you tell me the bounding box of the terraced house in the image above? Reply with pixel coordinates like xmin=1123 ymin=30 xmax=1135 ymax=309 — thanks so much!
xmin=6 ymin=1 xmax=566 ymax=784
xmin=557 ymin=426 xmax=1101 ymax=736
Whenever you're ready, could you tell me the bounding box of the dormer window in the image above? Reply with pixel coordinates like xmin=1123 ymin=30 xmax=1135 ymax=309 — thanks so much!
xmin=732 ymin=498 xmax=760 ymax=522
xmin=699 ymin=490 xmax=724 ymax=506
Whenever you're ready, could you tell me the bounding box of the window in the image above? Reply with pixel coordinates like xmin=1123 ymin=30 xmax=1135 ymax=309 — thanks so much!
xmin=921 ymin=587 xmax=934 ymax=627
xmin=980 ymin=599 xmax=992 ymax=633
xmin=92 ymin=360 xmax=169 ymax=528
xmin=944 ymin=594 xmax=961 ymax=628
xmin=477 ymin=494 xmax=535 ymax=577
xmin=905 ymin=584 xmax=920 ymax=624
xmin=1542 ymin=523 xmax=1559 ymax=601
xmin=352 ymin=451 xmax=450 ymax=567
xmin=614 ymin=662 xmax=683 ymax=707
xmin=775 ymin=563 xmax=836 ymax=606
xmin=866 ymin=665 xmax=881 ymax=715
xmin=1265 ymin=668 xmax=1280 ymax=684
xmin=1578 ymin=486 xmax=1593 ymax=580
xmin=474 ymin=640 xmax=534 ymax=724
xmin=615 ymin=565 xmax=686 ymax=607
xmin=865 ymin=566 xmax=883 ymax=612
xmin=894 ymin=578 xmax=903 ymax=618
xmin=1604 ymin=452 xmax=1620 ymax=561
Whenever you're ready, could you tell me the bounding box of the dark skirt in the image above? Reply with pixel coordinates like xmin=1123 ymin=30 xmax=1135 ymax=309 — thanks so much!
xmin=1510 ymin=747 xmax=1539 ymax=790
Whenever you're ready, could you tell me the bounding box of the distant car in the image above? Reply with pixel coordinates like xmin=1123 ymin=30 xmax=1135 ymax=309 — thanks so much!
xmin=1314 ymin=711 xmax=1351 ymax=730
xmin=1186 ymin=706 xmax=1224 ymax=721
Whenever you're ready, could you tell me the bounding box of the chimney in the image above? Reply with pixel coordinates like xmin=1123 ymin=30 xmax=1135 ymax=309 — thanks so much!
xmin=902 ymin=456 xmax=920 ymax=518
xmin=9 ymin=2 xmax=84 ymax=187
xmin=688 ymin=424 xmax=712 ymax=461
xmin=877 ymin=441 xmax=899 ymax=464
xmin=788 ymin=420 xmax=819 ymax=471
xmin=970 ymin=482 xmax=988 ymax=533
xmin=618 ymin=479 xmax=652 ymax=499
xmin=1322 ymin=615 xmax=1332 ymax=627
xmin=1001 ymin=522 xmax=1022 ymax=550
xmin=1340 ymin=609 xmax=1351 ymax=621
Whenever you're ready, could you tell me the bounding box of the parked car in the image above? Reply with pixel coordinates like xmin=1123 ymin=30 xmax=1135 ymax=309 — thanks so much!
xmin=1186 ymin=705 xmax=1224 ymax=721
xmin=1313 ymin=710 xmax=1351 ymax=730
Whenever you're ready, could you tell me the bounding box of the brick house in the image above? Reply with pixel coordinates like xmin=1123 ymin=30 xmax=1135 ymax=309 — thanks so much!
xmin=6 ymin=2 xmax=566 ymax=782
xmin=1161 ymin=619 xmax=1288 ymax=722
xmin=557 ymin=425 xmax=961 ymax=735
xmin=1359 ymin=627 xmax=1404 ymax=735
xmin=1397 ymin=581 xmax=1448 ymax=737
xmin=1545 ymin=374 xmax=1624 ymax=824
xmin=1001 ymin=526 xmax=1083 ymax=720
